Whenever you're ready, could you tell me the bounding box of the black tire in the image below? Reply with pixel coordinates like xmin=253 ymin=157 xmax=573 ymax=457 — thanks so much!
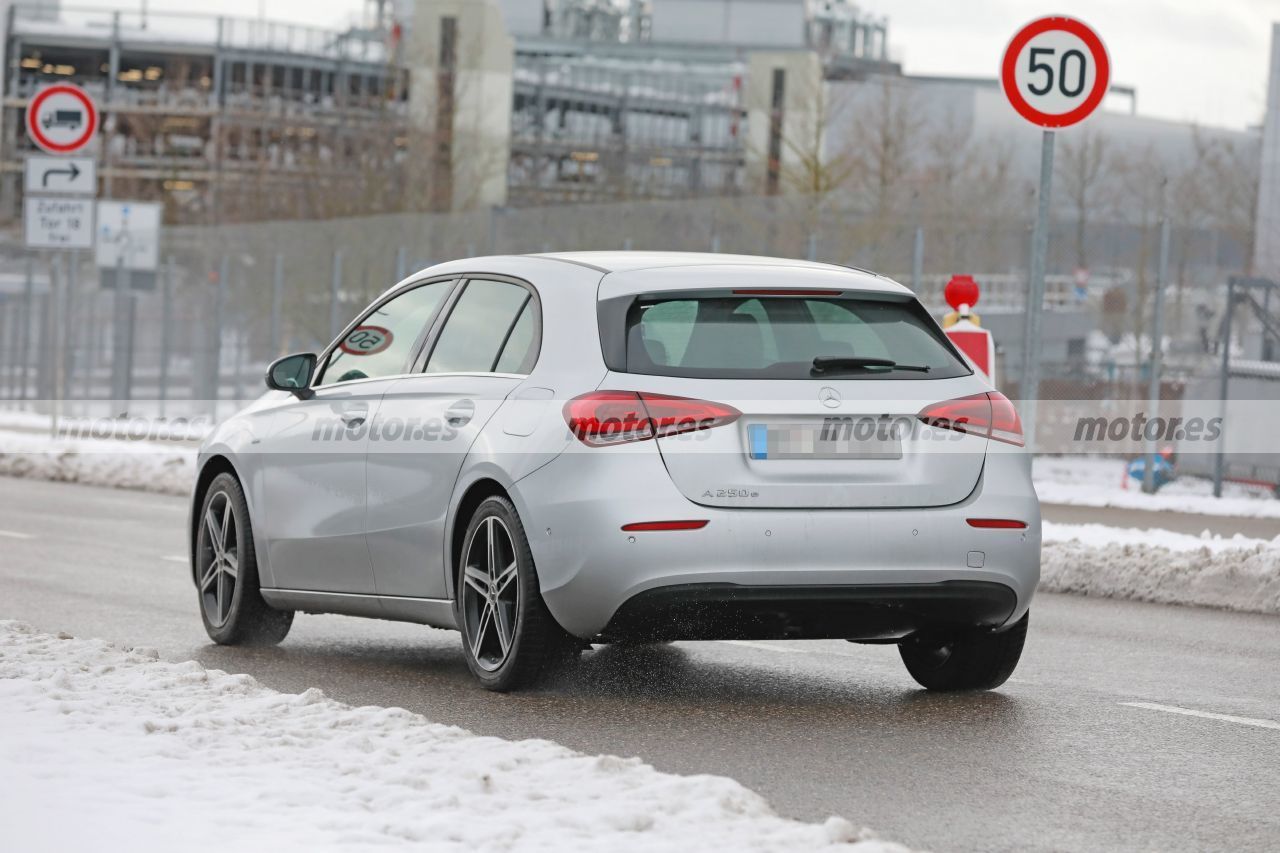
xmin=195 ymin=472 xmax=293 ymax=646
xmin=455 ymin=495 xmax=579 ymax=691
xmin=899 ymin=612 xmax=1028 ymax=692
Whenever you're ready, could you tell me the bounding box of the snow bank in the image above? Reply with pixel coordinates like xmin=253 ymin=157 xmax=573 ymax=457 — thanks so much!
xmin=0 ymin=621 xmax=908 ymax=853
xmin=1034 ymin=456 xmax=1280 ymax=519
xmin=0 ymin=428 xmax=195 ymax=496
xmin=1041 ymin=523 xmax=1280 ymax=614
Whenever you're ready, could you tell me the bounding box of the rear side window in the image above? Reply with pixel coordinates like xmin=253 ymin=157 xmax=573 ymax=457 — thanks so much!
xmin=624 ymin=296 xmax=970 ymax=380
xmin=426 ymin=279 xmax=539 ymax=374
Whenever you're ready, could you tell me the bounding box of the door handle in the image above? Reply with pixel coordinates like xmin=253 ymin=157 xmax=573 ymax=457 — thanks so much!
xmin=445 ymin=399 xmax=476 ymax=427
xmin=340 ymin=411 xmax=367 ymax=427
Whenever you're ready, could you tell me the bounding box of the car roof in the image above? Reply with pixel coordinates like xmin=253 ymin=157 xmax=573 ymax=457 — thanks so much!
xmin=533 ymin=250 xmax=872 ymax=276
xmin=408 ymin=252 xmax=911 ymax=299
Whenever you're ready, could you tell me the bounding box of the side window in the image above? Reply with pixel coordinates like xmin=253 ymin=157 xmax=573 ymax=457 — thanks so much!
xmin=493 ymin=302 xmax=538 ymax=374
xmin=426 ymin=280 xmax=538 ymax=374
xmin=317 ymin=281 xmax=451 ymax=386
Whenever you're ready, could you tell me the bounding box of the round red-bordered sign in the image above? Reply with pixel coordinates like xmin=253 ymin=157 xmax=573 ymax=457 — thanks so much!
xmin=26 ymin=84 xmax=99 ymax=154
xmin=1001 ymin=16 xmax=1110 ymax=129
xmin=340 ymin=325 xmax=394 ymax=356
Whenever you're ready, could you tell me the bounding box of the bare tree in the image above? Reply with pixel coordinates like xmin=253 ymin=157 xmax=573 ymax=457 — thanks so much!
xmin=1114 ymin=141 xmax=1173 ymax=368
xmin=1056 ymin=128 xmax=1111 ymax=270
xmin=838 ymin=78 xmax=926 ymax=267
xmin=1197 ymin=134 xmax=1260 ymax=274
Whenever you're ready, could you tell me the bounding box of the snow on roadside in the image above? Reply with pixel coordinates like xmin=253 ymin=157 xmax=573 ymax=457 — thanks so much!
xmin=1033 ymin=456 xmax=1280 ymax=519
xmin=0 ymin=621 xmax=910 ymax=853
xmin=1041 ymin=523 xmax=1280 ymax=615
xmin=0 ymin=427 xmax=194 ymax=496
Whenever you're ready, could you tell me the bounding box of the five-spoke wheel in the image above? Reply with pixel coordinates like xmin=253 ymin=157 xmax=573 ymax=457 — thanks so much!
xmin=457 ymin=496 xmax=579 ymax=691
xmin=460 ymin=515 xmax=520 ymax=672
xmin=198 ymin=490 xmax=240 ymax=628
xmin=195 ymin=472 xmax=293 ymax=646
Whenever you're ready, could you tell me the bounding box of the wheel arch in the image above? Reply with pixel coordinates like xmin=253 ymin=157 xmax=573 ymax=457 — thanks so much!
xmin=447 ymin=476 xmax=512 ymax=601
xmin=189 ymin=455 xmax=241 ymax=584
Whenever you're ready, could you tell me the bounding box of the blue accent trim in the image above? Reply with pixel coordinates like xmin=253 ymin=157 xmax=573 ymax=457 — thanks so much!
xmin=748 ymin=424 xmax=768 ymax=459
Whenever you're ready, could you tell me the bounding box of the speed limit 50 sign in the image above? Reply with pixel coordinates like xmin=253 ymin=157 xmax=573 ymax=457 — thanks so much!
xmin=1001 ymin=16 xmax=1110 ymax=454
xmin=1001 ymin=16 xmax=1110 ymax=129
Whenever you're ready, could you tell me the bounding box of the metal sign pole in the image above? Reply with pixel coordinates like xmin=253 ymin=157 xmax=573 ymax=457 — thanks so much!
xmin=159 ymin=255 xmax=174 ymax=416
xmin=1143 ymin=218 xmax=1171 ymax=494
xmin=1019 ymin=129 xmax=1055 ymax=453
xmin=911 ymin=226 xmax=924 ymax=295
xmin=63 ymin=251 xmax=79 ymax=416
xmin=0 ymin=302 xmax=9 ymax=400
xmin=19 ymin=258 xmax=34 ymax=405
xmin=329 ymin=249 xmax=343 ymax=341
xmin=1213 ymin=279 xmax=1234 ymax=498
xmin=271 ymin=253 xmax=284 ymax=356
xmin=211 ymin=254 xmax=228 ymax=416
xmin=51 ymin=253 xmax=65 ymax=439
xmin=110 ymin=250 xmax=132 ymax=403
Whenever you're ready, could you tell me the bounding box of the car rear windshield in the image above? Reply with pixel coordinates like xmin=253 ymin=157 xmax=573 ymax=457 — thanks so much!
xmin=623 ymin=295 xmax=971 ymax=380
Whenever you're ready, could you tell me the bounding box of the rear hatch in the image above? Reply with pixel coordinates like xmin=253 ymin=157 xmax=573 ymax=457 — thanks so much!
xmin=591 ymin=269 xmax=1014 ymax=509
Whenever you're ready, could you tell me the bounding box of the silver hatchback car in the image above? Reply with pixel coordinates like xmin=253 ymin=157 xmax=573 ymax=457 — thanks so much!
xmin=191 ymin=252 xmax=1040 ymax=691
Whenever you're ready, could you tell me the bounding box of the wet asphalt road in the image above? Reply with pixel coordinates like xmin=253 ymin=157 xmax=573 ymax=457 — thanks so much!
xmin=1 ymin=476 xmax=1277 ymax=852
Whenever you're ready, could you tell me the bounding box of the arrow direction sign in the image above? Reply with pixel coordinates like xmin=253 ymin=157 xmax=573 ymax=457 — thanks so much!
xmin=25 ymin=156 xmax=96 ymax=195
xmin=44 ymin=162 xmax=80 ymax=187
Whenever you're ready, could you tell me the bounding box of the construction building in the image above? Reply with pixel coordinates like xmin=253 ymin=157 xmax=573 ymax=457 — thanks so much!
xmin=0 ymin=1 xmax=1265 ymax=230
xmin=0 ymin=0 xmax=895 ymax=222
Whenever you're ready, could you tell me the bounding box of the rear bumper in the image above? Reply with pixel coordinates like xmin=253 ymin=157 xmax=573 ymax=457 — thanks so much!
xmin=601 ymin=580 xmax=1017 ymax=641
xmin=510 ymin=443 xmax=1040 ymax=639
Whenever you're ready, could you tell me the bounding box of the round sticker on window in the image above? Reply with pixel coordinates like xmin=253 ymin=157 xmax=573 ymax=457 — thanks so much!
xmin=340 ymin=325 xmax=393 ymax=356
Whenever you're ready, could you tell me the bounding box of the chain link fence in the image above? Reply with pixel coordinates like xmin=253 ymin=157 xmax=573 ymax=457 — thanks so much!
xmin=0 ymin=192 xmax=1260 ymax=426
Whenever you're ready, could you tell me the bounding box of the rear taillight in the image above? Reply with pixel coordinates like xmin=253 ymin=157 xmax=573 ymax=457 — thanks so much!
xmin=917 ymin=392 xmax=1024 ymax=446
xmin=986 ymin=392 xmax=1025 ymax=446
xmin=564 ymin=391 xmax=741 ymax=447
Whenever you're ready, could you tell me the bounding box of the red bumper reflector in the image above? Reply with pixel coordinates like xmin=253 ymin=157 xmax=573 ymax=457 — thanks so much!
xmin=621 ymin=520 xmax=709 ymax=532
xmin=967 ymin=518 xmax=1028 ymax=529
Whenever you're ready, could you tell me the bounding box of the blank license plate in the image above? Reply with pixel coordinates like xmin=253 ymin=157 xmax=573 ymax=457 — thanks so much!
xmin=747 ymin=422 xmax=903 ymax=460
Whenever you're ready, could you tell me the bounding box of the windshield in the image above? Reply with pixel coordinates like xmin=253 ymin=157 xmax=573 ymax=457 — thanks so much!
xmin=623 ymin=295 xmax=972 ymax=380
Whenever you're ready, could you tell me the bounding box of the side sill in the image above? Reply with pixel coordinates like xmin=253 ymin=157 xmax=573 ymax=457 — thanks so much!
xmin=259 ymin=588 xmax=458 ymax=630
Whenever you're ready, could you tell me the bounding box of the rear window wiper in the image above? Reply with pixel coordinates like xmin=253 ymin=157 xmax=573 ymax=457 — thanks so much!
xmin=811 ymin=356 xmax=931 ymax=375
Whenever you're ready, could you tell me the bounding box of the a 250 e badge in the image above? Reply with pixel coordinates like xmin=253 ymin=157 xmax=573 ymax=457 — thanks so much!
xmin=702 ymin=488 xmax=760 ymax=499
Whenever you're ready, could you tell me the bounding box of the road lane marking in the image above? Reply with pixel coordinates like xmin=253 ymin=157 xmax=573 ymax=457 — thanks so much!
xmin=1121 ymin=702 xmax=1280 ymax=731
xmin=0 ymin=530 xmax=33 ymax=539
xmin=161 ymin=555 xmax=188 ymax=564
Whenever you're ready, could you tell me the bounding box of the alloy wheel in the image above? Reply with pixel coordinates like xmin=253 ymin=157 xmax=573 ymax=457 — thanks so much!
xmin=460 ymin=516 xmax=520 ymax=672
xmin=198 ymin=490 xmax=239 ymax=627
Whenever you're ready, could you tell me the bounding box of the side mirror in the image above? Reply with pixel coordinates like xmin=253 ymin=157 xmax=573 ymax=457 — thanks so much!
xmin=266 ymin=352 xmax=317 ymax=399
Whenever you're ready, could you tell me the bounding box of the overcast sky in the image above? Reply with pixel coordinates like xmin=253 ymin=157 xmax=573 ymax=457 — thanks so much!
xmin=77 ymin=0 xmax=1280 ymax=131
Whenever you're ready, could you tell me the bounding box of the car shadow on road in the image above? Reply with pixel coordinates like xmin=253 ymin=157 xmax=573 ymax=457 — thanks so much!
xmin=549 ymin=643 xmax=1024 ymax=721
xmin=189 ymin=628 xmax=1026 ymax=735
